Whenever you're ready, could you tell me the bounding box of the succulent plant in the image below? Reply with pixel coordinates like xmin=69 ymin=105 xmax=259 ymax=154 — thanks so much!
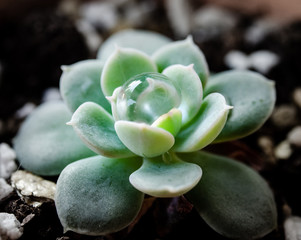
xmin=14 ymin=29 xmax=277 ymax=239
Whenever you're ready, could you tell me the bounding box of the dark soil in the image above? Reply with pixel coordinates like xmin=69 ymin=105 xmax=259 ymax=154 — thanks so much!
xmin=1 ymin=1 xmax=301 ymax=239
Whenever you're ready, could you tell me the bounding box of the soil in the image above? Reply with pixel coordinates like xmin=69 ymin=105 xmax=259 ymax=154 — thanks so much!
xmin=1 ymin=0 xmax=301 ymax=239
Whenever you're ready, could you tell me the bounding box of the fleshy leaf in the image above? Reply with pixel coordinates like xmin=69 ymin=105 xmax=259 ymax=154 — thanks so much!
xmin=152 ymin=36 xmax=209 ymax=87
xmin=68 ymin=102 xmax=134 ymax=158
xmin=162 ymin=64 xmax=203 ymax=125
xmin=129 ymin=152 xmax=202 ymax=197
xmin=115 ymin=120 xmax=175 ymax=158
xmin=204 ymin=70 xmax=276 ymax=142
xmin=55 ymin=155 xmax=144 ymax=236
xmin=13 ymin=101 xmax=96 ymax=176
xmin=173 ymin=93 xmax=232 ymax=152
xmin=101 ymin=47 xmax=157 ymax=96
xmin=182 ymin=151 xmax=277 ymax=239
xmin=151 ymin=108 xmax=182 ymax=136
xmin=60 ymin=60 xmax=111 ymax=113
xmin=97 ymin=29 xmax=171 ymax=61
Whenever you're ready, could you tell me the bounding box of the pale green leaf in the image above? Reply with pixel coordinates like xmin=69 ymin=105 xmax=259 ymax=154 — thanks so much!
xmin=60 ymin=60 xmax=111 ymax=113
xmin=101 ymin=47 xmax=157 ymax=96
xmin=68 ymin=102 xmax=134 ymax=158
xmin=173 ymin=93 xmax=232 ymax=152
xmin=152 ymin=36 xmax=209 ymax=87
xmin=97 ymin=29 xmax=171 ymax=60
xmin=151 ymin=108 xmax=182 ymax=136
xmin=115 ymin=120 xmax=175 ymax=158
xmin=204 ymin=70 xmax=276 ymax=142
xmin=129 ymin=152 xmax=202 ymax=197
xmin=182 ymin=151 xmax=277 ymax=239
xmin=13 ymin=101 xmax=96 ymax=176
xmin=162 ymin=64 xmax=203 ymax=125
xmin=55 ymin=155 xmax=144 ymax=236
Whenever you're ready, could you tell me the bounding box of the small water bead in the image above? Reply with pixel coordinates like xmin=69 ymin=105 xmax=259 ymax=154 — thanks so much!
xmin=115 ymin=73 xmax=181 ymax=124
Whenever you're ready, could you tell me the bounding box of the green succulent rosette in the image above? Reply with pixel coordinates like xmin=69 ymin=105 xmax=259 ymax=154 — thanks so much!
xmin=13 ymin=29 xmax=277 ymax=238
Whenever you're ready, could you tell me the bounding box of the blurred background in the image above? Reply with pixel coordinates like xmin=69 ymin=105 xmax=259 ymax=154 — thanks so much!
xmin=1 ymin=0 xmax=301 ymax=239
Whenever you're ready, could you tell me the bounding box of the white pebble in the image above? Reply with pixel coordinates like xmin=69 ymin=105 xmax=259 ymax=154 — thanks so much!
xmin=76 ymin=20 xmax=102 ymax=53
xmin=15 ymin=102 xmax=36 ymax=119
xmin=249 ymin=50 xmax=279 ymax=74
xmin=0 ymin=178 xmax=13 ymax=200
xmin=274 ymin=140 xmax=292 ymax=160
xmin=42 ymin=88 xmax=62 ymax=102
xmin=293 ymin=88 xmax=301 ymax=109
xmin=193 ymin=6 xmax=237 ymax=32
xmin=284 ymin=216 xmax=301 ymax=240
xmin=11 ymin=170 xmax=56 ymax=201
xmin=0 ymin=143 xmax=17 ymax=179
xmin=245 ymin=19 xmax=279 ymax=45
xmin=79 ymin=1 xmax=118 ymax=30
xmin=271 ymin=105 xmax=297 ymax=128
xmin=165 ymin=0 xmax=191 ymax=37
xmin=224 ymin=50 xmax=250 ymax=70
xmin=288 ymin=126 xmax=301 ymax=147
xmin=0 ymin=213 xmax=23 ymax=240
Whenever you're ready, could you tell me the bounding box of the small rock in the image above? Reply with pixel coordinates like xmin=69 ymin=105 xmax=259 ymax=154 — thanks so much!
xmin=11 ymin=170 xmax=56 ymax=206
xmin=79 ymin=1 xmax=119 ymax=30
xmin=0 ymin=143 xmax=17 ymax=179
xmin=245 ymin=19 xmax=279 ymax=45
xmin=76 ymin=19 xmax=102 ymax=53
xmin=249 ymin=50 xmax=280 ymax=74
xmin=284 ymin=216 xmax=301 ymax=240
xmin=15 ymin=102 xmax=36 ymax=119
xmin=271 ymin=105 xmax=297 ymax=128
xmin=0 ymin=178 xmax=14 ymax=200
xmin=257 ymin=136 xmax=275 ymax=162
xmin=224 ymin=50 xmax=250 ymax=70
xmin=0 ymin=213 xmax=23 ymax=240
xmin=42 ymin=88 xmax=62 ymax=102
xmin=293 ymin=88 xmax=301 ymax=109
xmin=274 ymin=140 xmax=292 ymax=160
xmin=165 ymin=0 xmax=191 ymax=37
xmin=287 ymin=126 xmax=301 ymax=147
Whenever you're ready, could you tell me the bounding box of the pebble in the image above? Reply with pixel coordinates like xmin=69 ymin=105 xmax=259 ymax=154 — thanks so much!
xmin=0 ymin=178 xmax=13 ymax=200
xmin=79 ymin=1 xmax=119 ymax=30
xmin=0 ymin=213 xmax=23 ymax=240
xmin=224 ymin=49 xmax=279 ymax=74
xmin=274 ymin=140 xmax=292 ymax=160
xmin=257 ymin=136 xmax=275 ymax=162
xmin=15 ymin=102 xmax=36 ymax=119
xmin=224 ymin=50 xmax=250 ymax=70
xmin=11 ymin=170 xmax=56 ymax=206
xmin=165 ymin=0 xmax=191 ymax=37
xmin=284 ymin=216 xmax=301 ymax=240
xmin=249 ymin=50 xmax=279 ymax=74
xmin=0 ymin=143 xmax=17 ymax=179
xmin=271 ymin=105 xmax=297 ymax=128
xmin=42 ymin=88 xmax=62 ymax=102
xmin=287 ymin=126 xmax=301 ymax=147
xmin=245 ymin=18 xmax=279 ymax=45
xmin=292 ymin=88 xmax=301 ymax=109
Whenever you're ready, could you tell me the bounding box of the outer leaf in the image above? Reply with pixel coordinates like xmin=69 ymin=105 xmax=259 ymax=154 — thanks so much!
xmin=162 ymin=64 xmax=203 ymax=125
xmin=173 ymin=93 xmax=232 ymax=152
xmin=129 ymin=153 xmax=202 ymax=198
xmin=13 ymin=101 xmax=96 ymax=176
xmin=115 ymin=120 xmax=174 ymax=158
xmin=68 ymin=102 xmax=134 ymax=158
xmin=152 ymin=36 xmax=209 ymax=87
xmin=204 ymin=70 xmax=276 ymax=142
xmin=97 ymin=29 xmax=171 ymax=61
xmin=101 ymin=47 xmax=157 ymax=96
xmin=60 ymin=60 xmax=111 ymax=113
xmin=55 ymin=155 xmax=144 ymax=236
xmin=183 ymin=151 xmax=277 ymax=239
